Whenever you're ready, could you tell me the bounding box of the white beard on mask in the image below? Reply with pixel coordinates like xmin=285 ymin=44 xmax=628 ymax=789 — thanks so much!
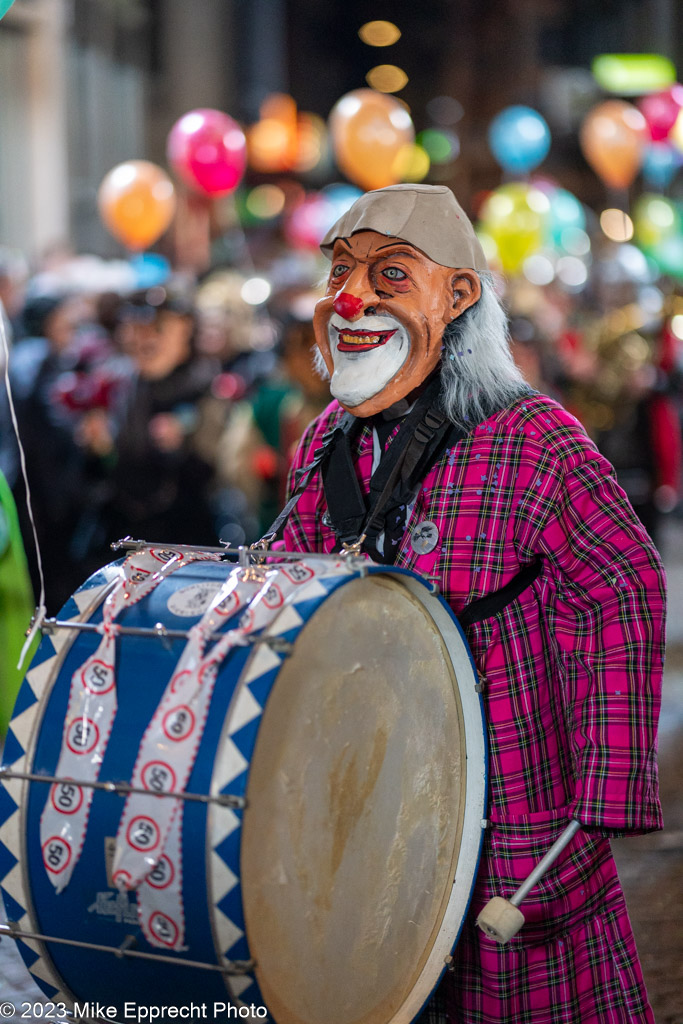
xmin=326 ymin=312 xmax=409 ymax=407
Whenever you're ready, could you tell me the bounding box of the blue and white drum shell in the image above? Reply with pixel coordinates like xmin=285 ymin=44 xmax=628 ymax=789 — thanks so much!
xmin=0 ymin=551 xmax=488 ymax=1024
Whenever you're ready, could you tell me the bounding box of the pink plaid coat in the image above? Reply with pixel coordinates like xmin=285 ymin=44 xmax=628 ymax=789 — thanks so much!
xmin=282 ymin=392 xmax=665 ymax=1024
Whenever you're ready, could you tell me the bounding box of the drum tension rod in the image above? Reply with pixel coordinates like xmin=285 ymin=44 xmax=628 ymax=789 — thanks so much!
xmin=39 ymin=617 xmax=294 ymax=655
xmin=0 ymin=766 xmax=247 ymax=810
xmin=0 ymin=921 xmax=255 ymax=975
xmin=110 ymin=536 xmax=326 ymax=562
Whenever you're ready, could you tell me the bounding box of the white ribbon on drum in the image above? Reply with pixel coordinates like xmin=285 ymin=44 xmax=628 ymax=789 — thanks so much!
xmin=112 ymin=558 xmax=335 ymax=951
xmin=39 ymin=547 xmax=219 ymax=893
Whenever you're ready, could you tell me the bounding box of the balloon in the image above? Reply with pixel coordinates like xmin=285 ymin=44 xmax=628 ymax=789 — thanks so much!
xmin=637 ymin=85 xmax=683 ymax=141
xmin=322 ymin=183 xmax=364 ymax=222
xmin=0 ymin=1 xmax=15 ymax=18
xmin=284 ymin=193 xmax=337 ymax=251
xmin=488 ymin=106 xmax=551 ymax=175
xmin=633 ymin=193 xmax=680 ymax=250
xmin=129 ymin=252 xmax=171 ymax=289
xmin=579 ymin=100 xmax=647 ymax=190
xmin=247 ymin=94 xmax=299 ymax=174
xmin=329 ymin=89 xmax=414 ymax=191
xmin=167 ymin=109 xmax=246 ymax=196
xmin=479 ymin=183 xmax=549 ymax=274
xmin=642 ymin=142 xmax=683 ymax=189
xmin=97 ymin=161 xmax=176 ymax=251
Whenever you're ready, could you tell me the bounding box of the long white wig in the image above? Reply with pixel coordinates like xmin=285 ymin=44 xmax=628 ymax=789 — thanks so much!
xmin=439 ymin=272 xmax=528 ymax=428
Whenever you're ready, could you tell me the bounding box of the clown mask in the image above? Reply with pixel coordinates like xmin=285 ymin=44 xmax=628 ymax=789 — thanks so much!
xmin=313 ymin=231 xmax=481 ymax=417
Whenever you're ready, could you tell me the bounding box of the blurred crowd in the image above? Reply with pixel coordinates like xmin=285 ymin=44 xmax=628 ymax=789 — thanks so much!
xmin=0 ymin=245 xmax=332 ymax=614
xmin=0 ymin=235 xmax=682 ymax=620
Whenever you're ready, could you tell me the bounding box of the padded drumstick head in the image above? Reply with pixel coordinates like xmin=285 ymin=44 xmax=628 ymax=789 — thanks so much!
xmin=475 ymin=896 xmax=525 ymax=944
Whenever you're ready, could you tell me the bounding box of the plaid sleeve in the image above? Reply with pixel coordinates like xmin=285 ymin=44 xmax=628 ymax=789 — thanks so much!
xmin=281 ymin=402 xmax=342 ymax=552
xmin=533 ymin=454 xmax=665 ymax=835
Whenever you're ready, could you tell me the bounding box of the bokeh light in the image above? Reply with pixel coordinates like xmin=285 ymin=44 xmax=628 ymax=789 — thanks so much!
xmin=241 ymin=277 xmax=272 ymax=305
xmin=245 ymin=185 xmax=286 ymax=220
xmin=391 ymin=143 xmax=430 ymax=182
xmin=556 ymin=256 xmax=589 ymax=289
xmin=358 ymin=21 xmax=401 ymax=47
xmin=591 ymin=54 xmax=676 ymax=95
xmin=523 ymin=254 xmax=556 ymax=286
xmin=416 ymin=129 xmax=460 ymax=164
xmin=425 ymin=95 xmax=464 ymax=125
xmin=600 ymin=208 xmax=635 ymax=242
xmin=366 ymin=65 xmax=409 ymax=93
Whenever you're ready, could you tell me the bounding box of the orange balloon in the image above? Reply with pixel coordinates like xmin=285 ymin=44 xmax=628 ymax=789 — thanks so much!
xmin=579 ymin=100 xmax=647 ymax=190
xmin=97 ymin=160 xmax=176 ymax=250
xmin=329 ymin=89 xmax=414 ymax=191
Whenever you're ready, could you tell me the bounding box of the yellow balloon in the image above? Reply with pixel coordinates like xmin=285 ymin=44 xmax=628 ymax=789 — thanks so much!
xmin=479 ymin=183 xmax=548 ymax=274
xmin=579 ymin=100 xmax=647 ymax=190
xmin=329 ymin=89 xmax=414 ymax=191
xmin=97 ymin=160 xmax=176 ymax=251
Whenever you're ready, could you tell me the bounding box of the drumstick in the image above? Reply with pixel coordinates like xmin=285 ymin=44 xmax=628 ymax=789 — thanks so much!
xmin=475 ymin=819 xmax=582 ymax=943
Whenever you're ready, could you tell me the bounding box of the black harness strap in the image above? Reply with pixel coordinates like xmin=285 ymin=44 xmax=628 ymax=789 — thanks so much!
xmin=458 ymin=556 xmax=544 ymax=626
xmin=320 ymin=428 xmax=367 ymax=544
xmin=321 ymin=377 xmax=450 ymax=553
xmin=363 ymin=408 xmax=452 ymax=541
xmin=260 ymin=411 xmax=359 ymax=544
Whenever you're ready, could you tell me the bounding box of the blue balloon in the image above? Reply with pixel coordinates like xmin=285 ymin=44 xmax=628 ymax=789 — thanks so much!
xmin=322 ymin=183 xmax=364 ymax=221
xmin=642 ymin=143 xmax=683 ymax=190
xmin=0 ymin=1 xmax=15 ymax=20
xmin=130 ymin=252 xmax=171 ymax=289
xmin=488 ymin=106 xmax=551 ymax=175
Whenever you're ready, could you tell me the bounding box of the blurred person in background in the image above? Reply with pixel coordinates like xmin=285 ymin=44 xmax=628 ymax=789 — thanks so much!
xmin=508 ymin=314 xmax=563 ymax=400
xmin=556 ymin=250 xmax=683 ymax=549
xmin=216 ymin=290 xmax=331 ymax=538
xmin=2 ymin=291 xmax=92 ymax=611
xmin=79 ymin=287 xmax=229 ymax=550
xmin=195 ymin=268 xmax=276 ymax=397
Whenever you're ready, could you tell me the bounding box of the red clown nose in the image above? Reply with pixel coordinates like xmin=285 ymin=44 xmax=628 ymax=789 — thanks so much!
xmin=333 ymin=292 xmax=364 ymax=320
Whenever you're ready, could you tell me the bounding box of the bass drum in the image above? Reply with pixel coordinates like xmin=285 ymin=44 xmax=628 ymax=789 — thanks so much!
xmin=0 ymin=551 xmax=487 ymax=1024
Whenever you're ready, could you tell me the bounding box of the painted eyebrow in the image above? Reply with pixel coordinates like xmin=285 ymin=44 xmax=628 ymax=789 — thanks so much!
xmin=331 ymin=241 xmax=418 ymax=260
xmin=374 ymin=245 xmax=419 ymax=259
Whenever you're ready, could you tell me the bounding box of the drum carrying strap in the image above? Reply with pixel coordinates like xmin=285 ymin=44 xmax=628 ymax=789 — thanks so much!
xmin=321 ymin=375 xmax=458 ymax=554
xmin=260 ymin=410 xmax=360 ymax=545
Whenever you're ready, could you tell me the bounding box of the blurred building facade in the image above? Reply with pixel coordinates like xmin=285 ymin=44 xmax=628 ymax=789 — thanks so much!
xmin=0 ymin=0 xmax=682 ymax=260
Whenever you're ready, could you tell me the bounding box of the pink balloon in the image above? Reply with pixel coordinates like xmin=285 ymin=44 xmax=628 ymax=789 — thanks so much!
xmin=167 ymin=108 xmax=247 ymax=196
xmin=284 ymin=193 xmax=336 ymax=251
xmin=638 ymin=85 xmax=683 ymax=142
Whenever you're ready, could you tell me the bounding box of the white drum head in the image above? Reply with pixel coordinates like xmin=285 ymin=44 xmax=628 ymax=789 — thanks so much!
xmin=240 ymin=574 xmax=474 ymax=1024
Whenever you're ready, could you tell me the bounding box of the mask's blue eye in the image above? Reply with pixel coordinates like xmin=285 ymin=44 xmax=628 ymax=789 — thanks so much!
xmin=383 ymin=267 xmax=407 ymax=280
xmin=331 ymin=264 xmax=348 ymax=278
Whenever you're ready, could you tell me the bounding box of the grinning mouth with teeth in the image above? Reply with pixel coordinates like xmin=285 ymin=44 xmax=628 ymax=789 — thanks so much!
xmin=335 ymin=328 xmax=397 ymax=353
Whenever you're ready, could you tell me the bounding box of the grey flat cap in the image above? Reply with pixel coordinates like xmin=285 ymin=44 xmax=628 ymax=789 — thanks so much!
xmin=320 ymin=183 xmax=488 ymax=272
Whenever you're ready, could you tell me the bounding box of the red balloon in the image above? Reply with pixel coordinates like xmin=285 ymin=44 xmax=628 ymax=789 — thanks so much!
xmin=167 ymin=109 xmax=247 ymax=197
xmin=637 ymin=85 xmax=683 ymax=142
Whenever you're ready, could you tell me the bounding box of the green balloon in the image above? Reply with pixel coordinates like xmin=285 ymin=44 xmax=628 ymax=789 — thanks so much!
xmin=0 ymin=1 xmax=14 ymax=18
